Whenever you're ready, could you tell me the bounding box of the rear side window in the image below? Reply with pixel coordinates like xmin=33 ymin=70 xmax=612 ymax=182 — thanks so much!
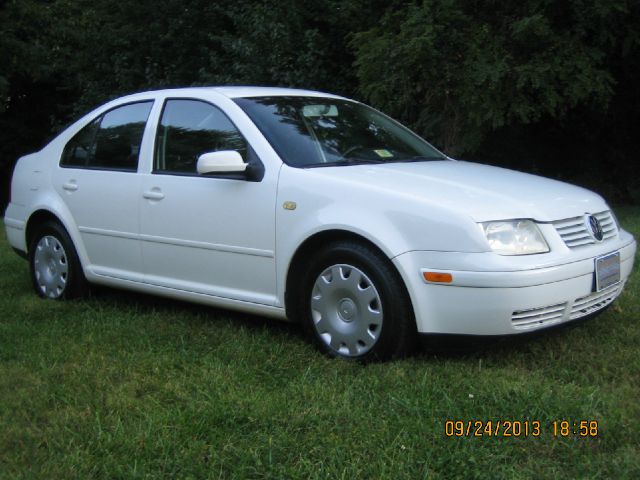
xmin=154 ymin=99 xmax=247 ymax=174
xmin=61 ymin=101 xmax=153 ymax=171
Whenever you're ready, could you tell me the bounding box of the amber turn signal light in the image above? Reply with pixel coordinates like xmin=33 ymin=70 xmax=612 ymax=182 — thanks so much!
xmin=423 ymin=272 xmax=453 ymax=283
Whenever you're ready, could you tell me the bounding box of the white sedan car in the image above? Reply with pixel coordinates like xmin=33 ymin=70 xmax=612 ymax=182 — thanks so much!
xmin=4 ymin=87 xmax=636 ymax=360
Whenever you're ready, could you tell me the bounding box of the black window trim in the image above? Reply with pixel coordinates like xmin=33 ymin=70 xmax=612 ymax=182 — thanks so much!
xmin=59 ymin=99 xmax=155 ymax=173
xmin=151 ymin=97 xmax=264 ymax=182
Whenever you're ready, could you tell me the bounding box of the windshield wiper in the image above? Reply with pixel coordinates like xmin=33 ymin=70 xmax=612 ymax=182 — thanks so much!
xmin=302 ymin=156 xmax=444 ymax=168
xmin=303 ymin=158 xmax=386 ymax=168
xmin=386 ymin=156 xmax=445 ymax=163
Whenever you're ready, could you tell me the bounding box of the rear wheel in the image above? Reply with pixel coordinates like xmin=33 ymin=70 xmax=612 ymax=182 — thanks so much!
xmin=29 ymin=221 xmax=88 ymax=299
xmin=297 ymin=240 xmax=416 ymax=361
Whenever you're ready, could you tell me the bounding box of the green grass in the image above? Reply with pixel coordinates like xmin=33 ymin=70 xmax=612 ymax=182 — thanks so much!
xmin=1 ymin=208 xmax=639 ymax=479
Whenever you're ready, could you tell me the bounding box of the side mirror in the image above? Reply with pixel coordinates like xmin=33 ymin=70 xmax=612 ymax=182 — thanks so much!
xmin=196 ymin=150 xmax=247 ymax=175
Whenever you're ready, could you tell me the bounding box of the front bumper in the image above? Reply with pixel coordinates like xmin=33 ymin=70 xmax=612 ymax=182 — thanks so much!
xmin=393 ymin=234 xmax=636 ymax=335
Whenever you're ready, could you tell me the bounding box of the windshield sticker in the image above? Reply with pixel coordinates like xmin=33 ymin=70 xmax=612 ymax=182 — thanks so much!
xmin=374 ymin=149 xmax=393 ymax=158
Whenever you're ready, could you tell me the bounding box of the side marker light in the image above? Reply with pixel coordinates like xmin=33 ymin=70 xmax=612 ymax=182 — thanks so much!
xmin=423 ymin=272 xmax=453 ymax=283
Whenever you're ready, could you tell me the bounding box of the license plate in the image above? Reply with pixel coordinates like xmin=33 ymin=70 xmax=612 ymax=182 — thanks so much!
xmin=595 ymin=252 xmax=620 ymax=291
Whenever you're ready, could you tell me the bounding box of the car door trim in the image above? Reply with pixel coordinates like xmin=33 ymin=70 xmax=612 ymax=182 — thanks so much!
xmin=79 ymin=226 xmax=137 ymax=240
xmin=139 ymin=233 xmax=274 ymax=257
xmin=78 ymin=226 xmax=274 ymax=257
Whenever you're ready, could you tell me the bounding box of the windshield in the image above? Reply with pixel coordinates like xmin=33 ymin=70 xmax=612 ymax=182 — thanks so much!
xmin=234 ymin=96 xmax=446 ymax=167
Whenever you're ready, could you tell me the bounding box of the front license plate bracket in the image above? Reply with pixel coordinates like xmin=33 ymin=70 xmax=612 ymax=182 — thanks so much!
xmin=595 ymin=252 xmax=620 ymax=292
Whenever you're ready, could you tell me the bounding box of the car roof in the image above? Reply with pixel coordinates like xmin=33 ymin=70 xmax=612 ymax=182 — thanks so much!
xmin=85 ymin=87 xmax=353 ymax=125
xmin=212 ymin=86 xmax=345 ymax=99
xmin=120 ymin=86 xmax=347 ymax=101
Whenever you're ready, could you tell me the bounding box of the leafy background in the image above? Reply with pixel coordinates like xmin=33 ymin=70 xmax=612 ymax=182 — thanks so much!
xmin=1 ymin=0 xmax=639 ymax=206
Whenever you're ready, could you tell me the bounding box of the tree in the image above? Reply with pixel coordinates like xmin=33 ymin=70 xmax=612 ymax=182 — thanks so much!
xmin=0 ymin=0 xmax=638 ymax=206
xmin=350 ymin=0 xmax=633 ymax=155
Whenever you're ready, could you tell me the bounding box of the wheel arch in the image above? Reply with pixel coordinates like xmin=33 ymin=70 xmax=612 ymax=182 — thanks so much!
xmin=25 ymin=209 xmax=65 ymax=250
xmin=24 ymin=208 xmax=87 ymax=270
xmin=284 ymin=228 xmax=414 ymax=323
xmin=26 ymin=208 xmax=90 ymax=299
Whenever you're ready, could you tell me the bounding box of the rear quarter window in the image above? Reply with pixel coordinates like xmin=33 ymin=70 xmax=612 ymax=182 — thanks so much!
xmin=61 ymin=101 xmax=153 ymax=171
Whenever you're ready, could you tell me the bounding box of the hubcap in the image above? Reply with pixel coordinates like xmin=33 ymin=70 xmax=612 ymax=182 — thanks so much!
xmin=310 ymin=264 xmax=383 ymax=357
xmin=33 ymin=235 xmax=69 ymax=298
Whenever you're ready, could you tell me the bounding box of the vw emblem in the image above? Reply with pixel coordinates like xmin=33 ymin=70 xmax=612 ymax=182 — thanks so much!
xmin=587 ymin=215 xmax=604 ymax=241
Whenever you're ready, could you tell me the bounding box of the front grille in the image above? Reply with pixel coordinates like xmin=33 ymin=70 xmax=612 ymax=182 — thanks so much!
xmin=512 ymin=302 xmax=567 ymax=330
xmin=570 ymin=282 xmax=623 ymax=320
xmin=552 ymin=211 xmax=618 ymax=248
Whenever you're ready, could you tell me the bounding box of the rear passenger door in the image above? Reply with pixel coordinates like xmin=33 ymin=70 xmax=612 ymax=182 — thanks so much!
xmin=138 ymin=98 xmax=279 ymax=306
xmin=53 ymin=100 xmax=154 ymax=280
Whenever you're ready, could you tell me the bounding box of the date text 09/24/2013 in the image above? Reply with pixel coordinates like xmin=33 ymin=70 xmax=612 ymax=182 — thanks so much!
xmin=444 ymin=420 xmax=599 ymax=438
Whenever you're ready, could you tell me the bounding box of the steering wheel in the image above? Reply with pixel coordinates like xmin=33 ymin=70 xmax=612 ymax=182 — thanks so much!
xmin=341 ymin=145 xmax=368 ymax=158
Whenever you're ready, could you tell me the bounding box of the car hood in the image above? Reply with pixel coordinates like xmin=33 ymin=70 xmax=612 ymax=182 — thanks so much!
xmin=308 ymin=160 xmax=608 ymax=222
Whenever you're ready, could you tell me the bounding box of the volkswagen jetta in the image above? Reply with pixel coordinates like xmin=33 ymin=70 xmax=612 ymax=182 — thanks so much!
xmin=4 ymin=87 xmax=636 ymax=360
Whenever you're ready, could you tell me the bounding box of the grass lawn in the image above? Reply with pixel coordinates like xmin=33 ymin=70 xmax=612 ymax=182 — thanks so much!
xmin=1 ymin=208 xmax=639 ymax=479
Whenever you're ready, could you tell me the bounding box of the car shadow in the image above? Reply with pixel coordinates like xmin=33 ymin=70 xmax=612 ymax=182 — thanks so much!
xmin=86 ymin=284 xmax=304 ymax=340
xmin=416 ymin=310 xmax=605 ymax=359
xmin=84 ymin=284 xmax=604 ymax=360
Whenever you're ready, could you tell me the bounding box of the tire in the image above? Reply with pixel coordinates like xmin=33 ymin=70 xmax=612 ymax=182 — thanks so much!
xmin=28 ymin=221 xmax=89 ymax=299
xmin=296 ymin=240 xmax=416 ymax=361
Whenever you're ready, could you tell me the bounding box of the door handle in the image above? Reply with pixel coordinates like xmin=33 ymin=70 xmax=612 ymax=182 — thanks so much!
xmin=62 ymin=181 xmax=78 ymax=192
xmin=143 ymin=189 xmax=165 ymax=201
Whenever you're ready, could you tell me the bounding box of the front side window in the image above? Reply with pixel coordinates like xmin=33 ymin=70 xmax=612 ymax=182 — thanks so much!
xmin=154 ymin=99 xmax=247 ymax=174
xmin=234 ymin=96 xmax=445 ymax=167
xmin=61 ymin=101 xmax=153 ymax=171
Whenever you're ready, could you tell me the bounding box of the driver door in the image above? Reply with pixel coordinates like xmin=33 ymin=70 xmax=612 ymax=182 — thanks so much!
xmin=138 ymin=98 xmax=278 ymax=306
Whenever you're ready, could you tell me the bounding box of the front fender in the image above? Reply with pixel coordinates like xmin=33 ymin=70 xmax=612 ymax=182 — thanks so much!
xmin=274 ymin=165 xmax=489 ymax=306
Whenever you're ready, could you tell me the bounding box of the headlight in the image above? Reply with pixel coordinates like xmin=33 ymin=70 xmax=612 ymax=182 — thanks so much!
xmin=480 ymin=220 xmax=549 ymax=255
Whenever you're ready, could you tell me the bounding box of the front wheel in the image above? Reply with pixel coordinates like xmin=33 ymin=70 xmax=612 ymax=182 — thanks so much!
xmin=298 ymin=241 xmax=416 ymax=361
xmin=29 ymin=221 xmax=88 ymax=299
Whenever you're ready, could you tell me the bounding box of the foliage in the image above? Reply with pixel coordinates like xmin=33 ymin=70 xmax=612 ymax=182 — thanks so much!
xmin=350 ymin=0 xmax=634 ymax=154
xmin=0 ymin=0 xmax=639 ymax=204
